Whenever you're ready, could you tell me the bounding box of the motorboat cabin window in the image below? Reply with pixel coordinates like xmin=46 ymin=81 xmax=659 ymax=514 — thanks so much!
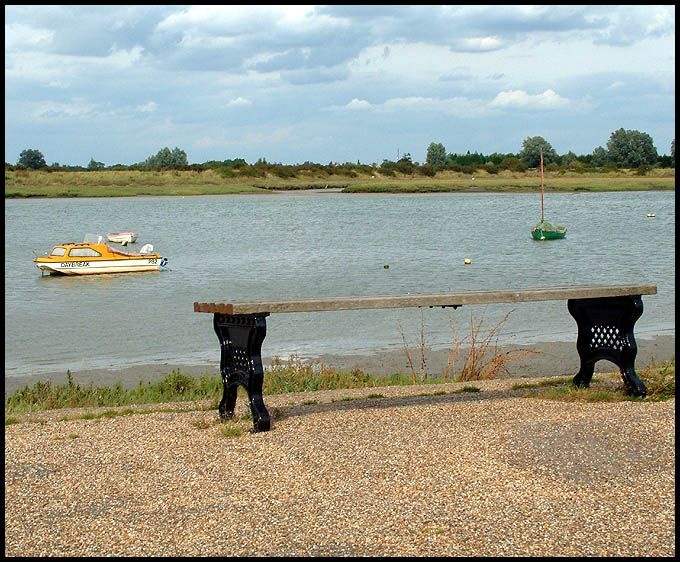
xmin=69 ymin=248 xmax=102 ymax=257
xmin=49 ymin=247 xmax=67 ymax=256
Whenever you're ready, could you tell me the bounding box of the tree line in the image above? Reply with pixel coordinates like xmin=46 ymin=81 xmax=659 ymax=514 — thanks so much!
xmin=426 ymin=129 xmax=674 ymax=171
xmin=8 ymin=128 xmax=675 ymax=175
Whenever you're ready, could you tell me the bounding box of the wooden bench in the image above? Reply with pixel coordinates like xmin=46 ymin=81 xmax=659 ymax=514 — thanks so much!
xmin=194 ymin=284 xmax=657 ymax=432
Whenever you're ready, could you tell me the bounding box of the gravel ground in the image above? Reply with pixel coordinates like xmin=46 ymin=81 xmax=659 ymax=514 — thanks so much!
xmin=4 ymin=376 xmax=675 ymax=557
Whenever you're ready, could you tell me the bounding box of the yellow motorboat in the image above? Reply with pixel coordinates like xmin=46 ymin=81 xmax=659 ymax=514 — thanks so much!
xmin=34 ymin=236 xmax=167 ymax=276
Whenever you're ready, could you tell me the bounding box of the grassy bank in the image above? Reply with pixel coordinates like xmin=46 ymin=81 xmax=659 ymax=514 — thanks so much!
xmin=5 ymin=167 xmax=675 ymax=198
xmin=5 ymin=357 xmax=674 ymax=423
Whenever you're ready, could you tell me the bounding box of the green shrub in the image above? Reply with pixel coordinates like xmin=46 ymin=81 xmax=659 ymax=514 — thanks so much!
xmin=5 ymin=369 xmax=221 ymax=414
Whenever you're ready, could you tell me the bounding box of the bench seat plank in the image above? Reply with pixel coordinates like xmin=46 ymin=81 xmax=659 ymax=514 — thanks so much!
xmin=194 ymin=284 xmax=657 ymax=315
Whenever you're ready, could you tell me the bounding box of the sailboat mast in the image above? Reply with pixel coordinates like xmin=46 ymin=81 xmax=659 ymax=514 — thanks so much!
xmin=540 ymin=148 xmax=545 ymax=222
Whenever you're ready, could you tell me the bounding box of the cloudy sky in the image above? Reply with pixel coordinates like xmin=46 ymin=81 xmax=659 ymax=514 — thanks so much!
xmin=4 ymin=5 xmax=676 ymax=167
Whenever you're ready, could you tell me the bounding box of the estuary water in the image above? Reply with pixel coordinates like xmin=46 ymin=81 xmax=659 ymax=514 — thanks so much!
xmin=4 ymin=190 xmax=675 ymax=383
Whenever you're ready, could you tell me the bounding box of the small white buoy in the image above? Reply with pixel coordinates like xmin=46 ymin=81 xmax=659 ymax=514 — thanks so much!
xmin=464 ymin=258 xmax=472 ymax=265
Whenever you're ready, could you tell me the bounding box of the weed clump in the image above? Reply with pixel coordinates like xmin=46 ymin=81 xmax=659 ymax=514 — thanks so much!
xmin=400 ymin=309 xmax=535 ymax=382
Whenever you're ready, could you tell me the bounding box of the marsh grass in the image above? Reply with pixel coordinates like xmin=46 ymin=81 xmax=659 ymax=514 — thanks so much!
xmin=4 ymin=169 xmax=265 ymax=197
xmin=343 ymin=174 xmax=675 ymax=193
xmin=5 ymin=368 xmax=221 ymax=415
xmin=5 ymin=168 xmax=674 ymax=198
xmin=4 ymin=359 xmax=417 ymax=418
xmin=514 ymin=359 xmax=675 ymax=402
xmin=263 ymin=354 xmax=416 ymax=393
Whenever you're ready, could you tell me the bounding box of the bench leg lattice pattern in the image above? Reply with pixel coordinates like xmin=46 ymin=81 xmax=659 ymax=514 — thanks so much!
xmin=568 ymin=295 xmax=646 ymax=396
xmin=213 ymin=313 xmax=271 ymax=432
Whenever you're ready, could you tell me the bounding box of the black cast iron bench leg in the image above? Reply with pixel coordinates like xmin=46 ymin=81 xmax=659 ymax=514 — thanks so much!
xmin=213 ymin=312 xmax=271 ymax=432
xmin=567 ymin=295 xmax=646 ymax=397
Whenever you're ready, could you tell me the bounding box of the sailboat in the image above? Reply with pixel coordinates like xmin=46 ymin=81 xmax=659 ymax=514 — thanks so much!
xmin=531 ymin=149 xmax=566 ymax=240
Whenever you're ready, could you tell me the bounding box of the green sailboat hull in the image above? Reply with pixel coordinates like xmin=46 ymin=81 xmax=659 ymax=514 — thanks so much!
xmin=532 ymin=150 xmax=567 ymax=240
xmin=531 ymin=220 xmax=567 ymax=241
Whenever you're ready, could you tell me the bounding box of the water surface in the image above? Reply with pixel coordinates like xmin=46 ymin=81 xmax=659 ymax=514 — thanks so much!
xmin=4 ymin=191 xmax=675 ymax=382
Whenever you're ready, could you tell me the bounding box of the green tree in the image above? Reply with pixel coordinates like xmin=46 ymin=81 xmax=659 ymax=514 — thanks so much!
xmin=17 ymin=149 xmax=47 ymax=169
xmin=395 ymin=153 xmax=414 ymax=174
xmin=606 ymin=128 xmax=658 ymax=168
xmin=499 ymin=156 xmax=525 ymax=172
xmin=561 ymin=151 xmax=578 ymax=167
xmin=143 ymin=146 xmax=188 ymax=169
xmin=591 ymin=146 xmax=608 ymax=167
xmin=671 ymin=139 xmax=675 ymax=167
xmin=425 ymin=142 xmax=447 ymax=168
xmin=87 ymin=158 xmax=105 ymax=170
xmin=519 ymin=136 xmax=558 ymax=168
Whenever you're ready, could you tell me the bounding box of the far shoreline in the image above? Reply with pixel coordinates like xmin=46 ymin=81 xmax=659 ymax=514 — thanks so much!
xmin=5 ymin=334 xmax=675 ymax=398
xmin=4 ymin=167 xmax=675 ymax=198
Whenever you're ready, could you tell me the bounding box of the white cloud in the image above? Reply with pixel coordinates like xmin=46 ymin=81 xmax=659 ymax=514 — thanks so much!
xmin=591 ymin=5 xmax=675 ymax=46
xmin=28 ymin=99 xmax=161 ymax=123
xmin=5 ymin=52 xmax=67 ymax=84
xmin=644 ymin=7 xmax=675 ymax=36
xmin=5 ymin=22 xmax=54 ymax=50
xmin=136 ymin=102 xmax=158 ymax=113
xmin=30 ymin=100 xmax=98 ymax=121
xmin=489 ymin=89 xmax=570 ymax=109
xmin=331 ymin=96 xmax=488 ymax=118
xmin=451 ymin=36 xmax=504 ymax=52
xmin=157 ymin=5 xmax=343 ymax=37
xmin=177 ymin=32 xmax=237 ymax=49
xmin=107 ymin=46 xmax=145 ymax=68
xmin=345 ymin=98 xmax=373 ymax=110
xmin=6 ymin=45 xmax=146 ymax=88
xmin=226 ymin=97 xmax=252 ymax=107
